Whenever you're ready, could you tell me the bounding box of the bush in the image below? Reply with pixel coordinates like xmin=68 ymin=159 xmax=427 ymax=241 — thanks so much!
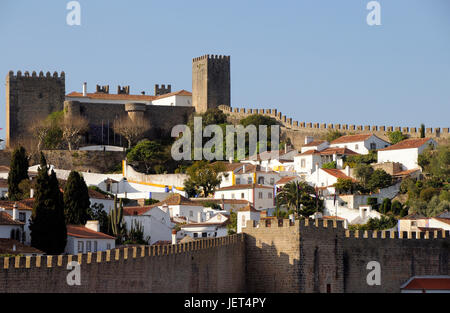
xmin=367 ymin=169 xmax=392 ymax=192
xmin=419 ymin=187 xmax=440 ymax=202
xmin=387 ymin=130 xmax=408 ymax=145
xmin=381 ymin=198 xmax=391 ymax=214
xmin=322 ymin=161 xmax=336 ymax=169
xmin=367 ymin=197 xmax=378 ymax=211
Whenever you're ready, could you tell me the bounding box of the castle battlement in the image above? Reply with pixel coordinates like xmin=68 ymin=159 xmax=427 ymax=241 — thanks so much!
xmin=0 ymin=234 xmax=244 ymax=271
xmin=245 ymin=218 xmax=449 ymax=241
xmin=7 ymin=70 xmax=65 ymax=81
xmin=218 ymin=105 xmax=449 ymax=138
xmin=193 ymin=54 xmax=230 ymax=62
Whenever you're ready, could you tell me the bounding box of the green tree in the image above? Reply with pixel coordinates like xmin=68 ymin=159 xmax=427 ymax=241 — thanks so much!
xmin=127 ymin=140 xmax=164 ymax=174
xmin=227 ymin=210 xmax=237 ymax=235
xmin=184 ymin=161 xmax=225 ymax=197
xmin=322 ymin=161 xmax=336 ymax=169
xmin=367 ymin=169 xmax=392 ymax=192
xmin=420 ymin=124 xmax=425 ymax=138
xmin=354 ymin=163 xmax=374 ymax=187
xmin=29 ymin=153 xmax=67 ymax=254
xmin=381 ymin=198 xmax=392 ymax=214
xmin=387 ymin=130 xmax=408 ymax=145
xmin=64 ymin=171 xmax=91 ymax=225
xmin=88 ymin=203 xmax=109 ymax=233
xmin=333 ymin=178 xmax=361 ymax=194
xmin=8 ymin=146 xmax=29 ymax=201
xmin=323 ymin=130 xmax=344 ymax=143
xmin=276 ymin=181 xmax=322 ymax=217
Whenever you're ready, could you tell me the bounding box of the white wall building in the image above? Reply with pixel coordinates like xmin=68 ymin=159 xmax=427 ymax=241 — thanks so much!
xmin=378 ymin=138 xmax=437 ymax=171
xmin=214 ymin=184 xmax=275 ymax=211
xmin=237 ymin=205 xmax=260 ymax=233
xmin=330 ymin=134 xmax=390 ymax=155
xmin=65 ymin=221 xmax=115 ymax=255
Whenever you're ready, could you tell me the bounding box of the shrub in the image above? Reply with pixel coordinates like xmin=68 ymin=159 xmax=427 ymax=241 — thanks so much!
xmin=322 ymin=161 xmax=336 ymax=169
xmin=419 ymin=187 xmax=440 ymax=202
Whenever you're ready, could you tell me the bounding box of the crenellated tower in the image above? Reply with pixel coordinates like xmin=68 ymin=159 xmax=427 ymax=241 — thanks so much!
xmin=6 ymin=70 xmax=65 ymax=148
xmin=192 ymin=54 xmax=230 ymax=113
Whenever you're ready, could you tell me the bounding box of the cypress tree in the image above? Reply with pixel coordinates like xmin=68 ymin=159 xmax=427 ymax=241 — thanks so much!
xmin=64 ymin=171 xmax=91 ymax=225
xmin=7 ymin=146 xmax=29 ymax=201
xmin=29 ymin=153 xmax=67 ymax=254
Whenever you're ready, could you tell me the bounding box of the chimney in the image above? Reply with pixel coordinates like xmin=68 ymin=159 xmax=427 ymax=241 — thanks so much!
xmin=82 ymin=82 xmax=87 ymax=96
xmin=171 ymin=229 xmax=177 ymax=245
xmin=12 ymin=203 xmax=18 ymax=221
xmin=305 ymin=136 xmax=314 ymax=145
xmin=85 ymin=220 xmax=100 ymax=232
xmin=243 ymin=165 xmax=246 ymax=173
xmin=141 ymin=91 xmax=146 ymax=95
xmin=345 ymin=165 xmax=350 ymax=176
xmin=229 ymin=157 xmax=232 ymax=164
xmin=197 ymin=212 xmax=202 ymax=223
xmin=30 ymin=188 xmax=34 ymax=199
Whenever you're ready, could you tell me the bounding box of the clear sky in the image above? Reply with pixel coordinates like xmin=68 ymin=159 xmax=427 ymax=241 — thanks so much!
xmin=0 ymin=0 xmax=449 ymax=142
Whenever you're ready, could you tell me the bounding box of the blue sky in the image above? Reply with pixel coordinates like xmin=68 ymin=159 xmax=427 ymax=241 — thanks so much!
xmin=0 ymin=0 xmax=449 ymax=142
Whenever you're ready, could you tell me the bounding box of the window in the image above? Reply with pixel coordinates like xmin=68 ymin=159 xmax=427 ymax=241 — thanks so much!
xmin=301 ymin=159 xmax=306 ymax=168
xmin=258 ymin=177 xmax=265 ymax=185
xmin=19 ymin=212 xmax=26 ymax=222
xmin=355 ymin=144 xmax=359 ymax=150
xmin=258 ymin=192 xmax=263 ymax=199
xmin=193 ymin=233 xmax=198 ymax=238
xmin=86 ymin=241 xmax=91 ymax=252
xmin=268 ymin=192 xmax=272 ymax=199
xmin=78 ymin=241 xmax=84 ymax=253
xmin=411 ymin=221 xmax=417 ymax=227
xmin=94 ymin=241 xmax=98 ymax=252
xmin=236 ymin=178 xmax=241 ymax=185
xmin=232 ymin=193 xmax=235 ymax=199
xmin=107 ymin=243 xmax=111 ymax=250
xmin=241 ymin=193 xmax=245 ymax=199
xmin=214 ymin=232 xmax=217 ymax=237
xmin=270 ymin=178 xmax=275 ymax=185
xmin=247 ymin=177 xmax=252 ymax=184
xmin=106 ymin=183 xmax=111 ymax=192
xmin=202 ymin=232 xmax=207 ymax=238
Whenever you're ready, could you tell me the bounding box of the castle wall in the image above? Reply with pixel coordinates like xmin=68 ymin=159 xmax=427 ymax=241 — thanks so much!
xmin=6 ymin=71 xmax=66 ymax=148
xmin=219 ymin=106 xmax=450 ymax=149
xmin=243 ymin=218 xmax=450 ymax=293
xmin=0 ymin=235 xmax=246 ymax=293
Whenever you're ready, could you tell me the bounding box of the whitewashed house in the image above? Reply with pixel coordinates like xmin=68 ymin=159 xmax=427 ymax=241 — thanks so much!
xmin=65 ymin=221 xmax=115 ymax=254
xmin=151 ymin=90 xmax=192 ymax=107
xmin=179 ymin=213 xmax=229 ymax=239
xmin=88 ymin=188 xmax=115 ymax=214
xmin=123 ymin=205 xmax=173 ymax=245
xmin=0 ymin=200 xmax=34 ymax=244
xmin=237 ymin=205 xmax=260 ymax=233
xmin=330 ymin=134 xmax=390 ymax=155
xmin=0 ymin=211 xmax=24 ymax=241
xmin=301 ymin=137 xmax=329 ymax=153
xmin=144 ymin=194 xmax=206 ymax=223
xmin=378 ymin=138 xmax=437 ymax=171
xmin=214 ymin=184 xmax=275 ymax=211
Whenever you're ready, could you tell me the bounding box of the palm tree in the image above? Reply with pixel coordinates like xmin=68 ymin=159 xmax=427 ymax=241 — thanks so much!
xmin=276 ymin=181 xmax=321 ymax=218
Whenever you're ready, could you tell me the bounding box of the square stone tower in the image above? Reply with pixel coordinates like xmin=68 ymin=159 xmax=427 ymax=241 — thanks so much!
xmin=192 ymin=54 xmax=230 ymax=113
xmin=6 ymin=71 xmax=65 ymax=148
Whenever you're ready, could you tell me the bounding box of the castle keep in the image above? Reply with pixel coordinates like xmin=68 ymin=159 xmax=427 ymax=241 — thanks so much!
xmin=0 ymin=220 xmax=448 ymax=293
xmin=4 ymin=54 xmax=448 ymax=149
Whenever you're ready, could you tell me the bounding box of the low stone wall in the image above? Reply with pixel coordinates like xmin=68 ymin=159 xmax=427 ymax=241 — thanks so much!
xmin=0 ymin=234 xmax=246 ymax=293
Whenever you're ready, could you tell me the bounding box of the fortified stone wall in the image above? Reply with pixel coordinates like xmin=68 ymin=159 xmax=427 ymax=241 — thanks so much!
xmin=243 ymin=218 xmax=450 ymax=293
xmin=219 ymin=106 xmax=450 ymax=149
xmin=0 ymin=234 xmax=246 ymax=293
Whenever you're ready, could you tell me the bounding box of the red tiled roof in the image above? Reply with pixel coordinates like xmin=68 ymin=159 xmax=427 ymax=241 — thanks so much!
xmin=67 ymin=225 xmax=115 ymax=239
xmin=123 ymin=205 xmax=154 ymax=216
xmin=154 ymin=90 xmax=192 ymax=100
xmin=321 ymin=169 xmax=354 ymax=181
xmin=402 ymin=277 xmax=450 ymax=290
xmin=66 ymin=92 xmax=156 ymax=101
xmin=417 ymin=227 xmax=443 ymax=232
xmin=216 ymin=184 xmax=274 ymax=191
xmin=432 ymin=218 xmax=450 ymax=226
xmin=401 ymin=213 xmax=428 ymax=220
xmin=0 ymin=178 xmax=8 ymax=188
xmin=189 ymin=198 xmax=250 ymax=205
xmin=330 ymin=134 xmax=374 ymax=144
xmin=88 ymin=189 xmax=112 ymax=200
xmin=234 ymin=164 xmax=277 ymax=174
xmin=0 ymin=239 xmax=43 ymax=255
xmin=299 ymin=149 xmax=319 ymax=156
xmin=238 ymin=204 xmax=259 ymax=212
xmin=379 ymin=138 xmax=433 ymax=151
xmin=276 ymin=176 xmax=298 ymax=185
xmin=322 ymin=215 xmax=346 ymax=220
xmin=0 ymin=166 xmax=10 ymax=172
xmin=0 ymin=211 xmax=24 ymax=226
xmin=212 ymin=161 xmax=244 ymax=172
xmin=303 ymin=140 xmax=326 ymax=147
xmin=393 ymin=168 xmax=421 ymax=177
xmin=319 ymin=147 xmax=359 ymax=156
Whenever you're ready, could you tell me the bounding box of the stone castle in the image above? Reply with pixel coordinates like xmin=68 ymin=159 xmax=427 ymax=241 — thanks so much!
xmin=1 ymin=219 xmax=448 ymax=293
xmin=5 ymin=54 xmax=448 ymax=150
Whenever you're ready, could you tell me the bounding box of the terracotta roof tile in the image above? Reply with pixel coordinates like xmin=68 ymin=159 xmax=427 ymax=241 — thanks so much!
xmin=321 ymin=169 xmax=355 ymax=181
xmin=0 ymin=239 xmax=43 ymax=255
xmin=123 ymin=205 xmax=155 ymax=216
xmin=379 ymin=138 xmax=433 ymax=151
xmin=154 ymin=90 xmax=192 ymax=100
xmin=238 ymin=204 xmax=259 ymax=212
xmin=275 ymin=176 xmax=298 ymax=185
xmin=0 ymin=211 xmax=24 ymax=226
xmin=216 ymin=184 xmax=274 ymax=191
xmin=318 ymin=147 xmax=359 ymax=156
xmin=67 ymin=225 xmax=115 ymax=240
xmin=66 ymin=92 xmax=156 ymax=101
xmin=330 ymin=134 xmax=375 ymax=144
